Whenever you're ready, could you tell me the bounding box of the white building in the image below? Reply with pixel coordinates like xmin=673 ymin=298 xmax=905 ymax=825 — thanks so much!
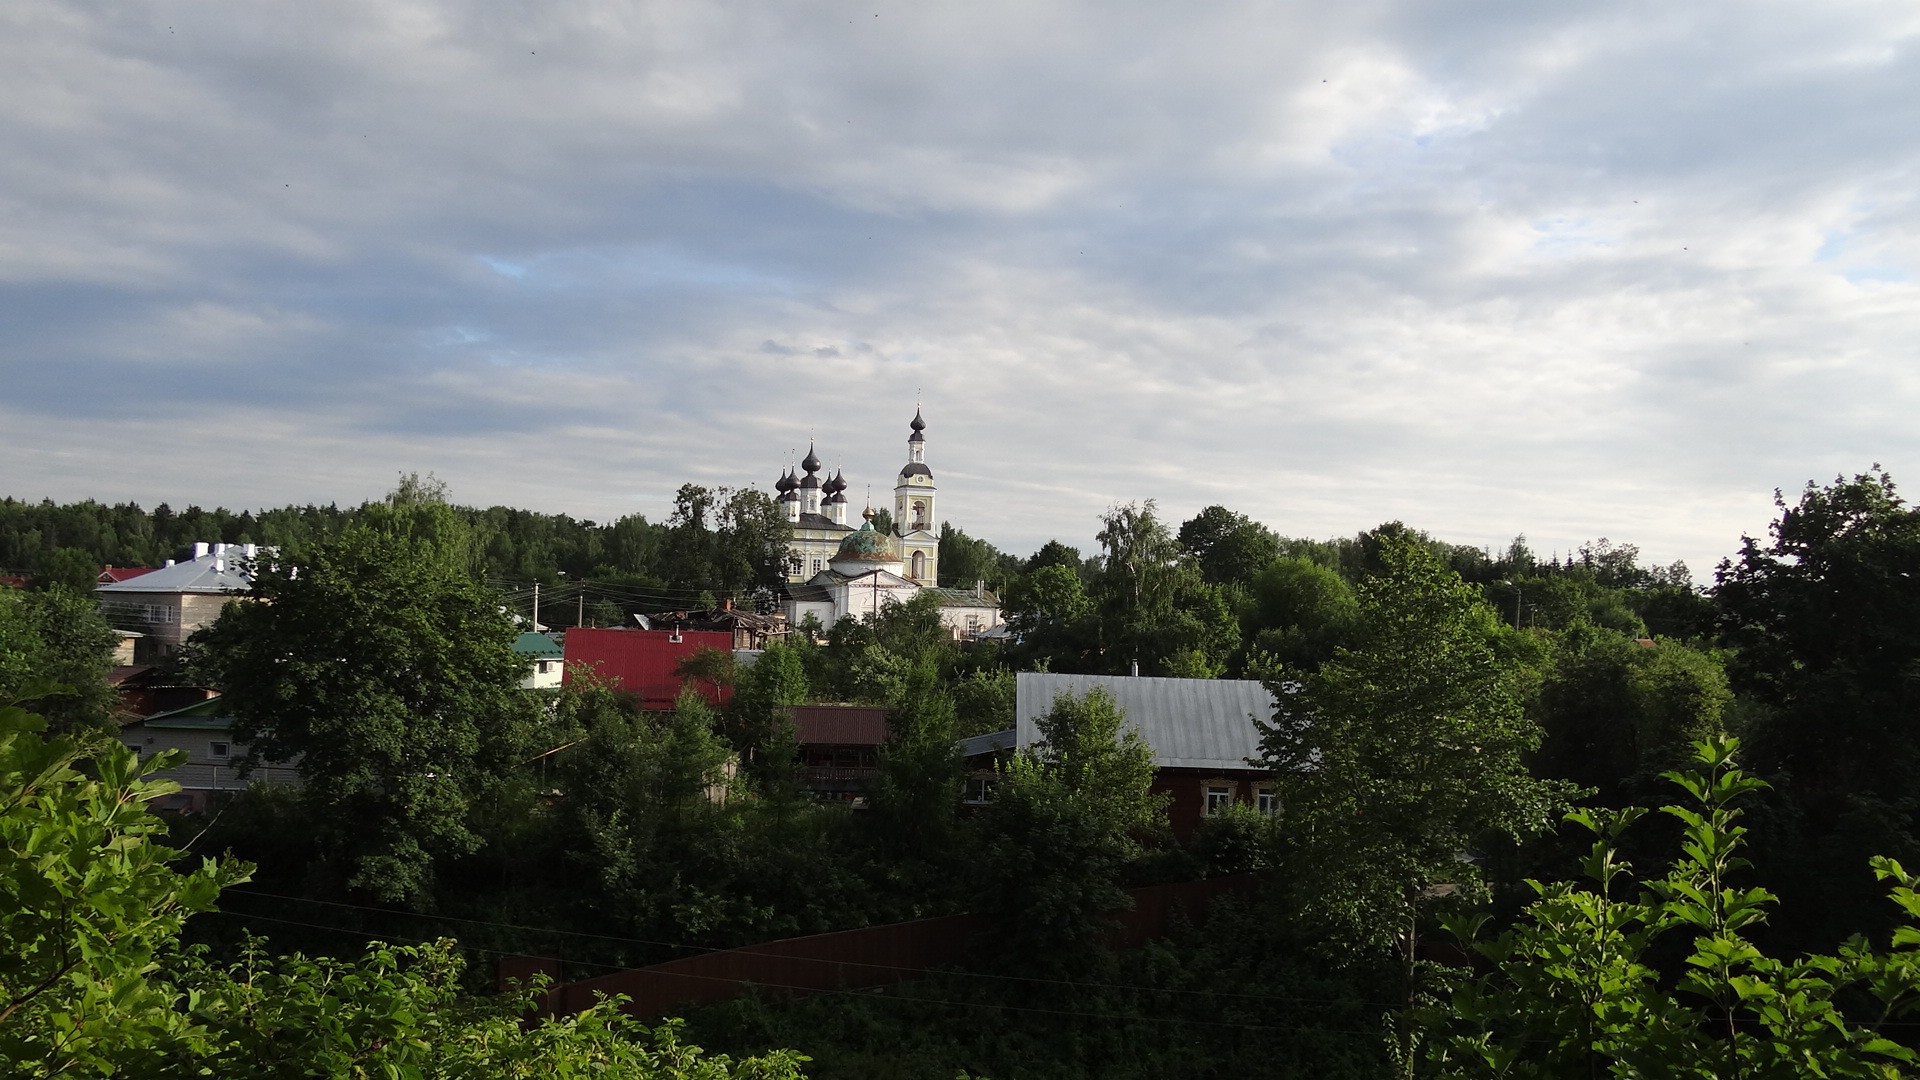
xmin=774 ymin=410 xmax=940 ymax=586
xmin=95 ymin=542 xmax=257 ymax=661
xmin=514 ymin=631 xmax=565 ymax=689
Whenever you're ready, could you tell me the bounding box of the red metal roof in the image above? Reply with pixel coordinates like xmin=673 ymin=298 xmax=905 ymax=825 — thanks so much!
xmin=789 ymin=705 xmax=889 ymax=746
xmin=98 ymin=566 xmax=157 ymax=583
xmin=561 ymin=628 xmax=736 ymax=709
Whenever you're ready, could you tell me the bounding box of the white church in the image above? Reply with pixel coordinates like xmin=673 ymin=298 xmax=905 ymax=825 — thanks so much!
xmin=774 ymin=410 xmax=1002 ymax=640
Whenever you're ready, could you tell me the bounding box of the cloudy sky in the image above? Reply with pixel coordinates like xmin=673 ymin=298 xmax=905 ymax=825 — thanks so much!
xmin=4 ymin=0 xmax=1917 ymax=572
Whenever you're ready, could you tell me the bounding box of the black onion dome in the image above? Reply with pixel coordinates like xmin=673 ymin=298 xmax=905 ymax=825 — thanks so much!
xmin=775 ymin=469 xmax=795 ymax=494
xmin=824 ymin=469 xmax=845 ymax=496
xmin=801 ymin=443 xmax=822 ymax=473
xmin=908 ymin=408 xmax=926 ymax=441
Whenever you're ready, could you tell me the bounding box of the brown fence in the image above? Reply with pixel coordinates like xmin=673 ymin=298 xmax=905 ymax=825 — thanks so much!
xmin=504 ymin=874 xmax=1259 ymax=1020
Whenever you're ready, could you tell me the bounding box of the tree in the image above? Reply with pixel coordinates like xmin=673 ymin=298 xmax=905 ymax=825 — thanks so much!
xmin=1258 ymin=534 xmax=1574 ymax=1061
xmin=660 ymin=485 xmax=790 ymax=596
xmin=1530 ymin=623 xmax=1730 ymax=807
xmin=1715 ymin=467 xmax=1920 ymax=943
xmin=869 ymin=660 xmax=965 ymax=900
xmin=1240 ymin=556 xmax=1360 ymax=672
xmin=1092 ymin=501 xmax=1239 ymax=676
xmin=1178 ymin=505 xmax=1281 ymax=586
xmin=192 ymin=515 xmax=539 ymax=903
xmin=0 ymin=587 xmax=121 ymax=733
xmin=0 ymin=693 xmax=249 ymax=1076
xmin=971 ymin=688 xmax=1168 ymax=972
xmin=26 ymin=547 xmax=98 ymax=594
xmin=0 ymin=693 xmax=807 ymax=1077
xmin=1429 ymin=739 xmax=1920 ymax=1078
xmin=937 ymin=522 xmax=1017 ymax=589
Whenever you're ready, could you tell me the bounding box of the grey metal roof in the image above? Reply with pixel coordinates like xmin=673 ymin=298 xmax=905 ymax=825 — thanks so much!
xmin=1014 ymin=672 xmax=1274 ymax=772
xmin=783 ymin=583 xmax=834 ymax=604
xmin=957 ymin=729 xmax=1017 ymax=757
xmin=95 ymin=548 xmax=257 ymax=595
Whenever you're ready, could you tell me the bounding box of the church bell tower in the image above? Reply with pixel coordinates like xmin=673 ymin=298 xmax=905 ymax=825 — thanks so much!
xmin=893 ymin=408 xmax=938 ymax=584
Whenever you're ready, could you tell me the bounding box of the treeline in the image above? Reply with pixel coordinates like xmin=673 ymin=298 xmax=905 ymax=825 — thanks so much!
xmin=13 ymin=469 xmax=1920 ymax=1077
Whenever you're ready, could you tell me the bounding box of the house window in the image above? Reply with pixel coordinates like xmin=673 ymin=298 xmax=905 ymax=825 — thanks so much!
xmin=1204 ymin=784 xmax=1233 ymax=816
xmin=209 ymin=741 xmax=232 ymax=759
xmin=964 ymin=777 xmax=996 ymax=804
xmin=1256 ymin=787 xmax=1278 ymax=814
xmin=810 ymin=558 xmax=822 ymax=575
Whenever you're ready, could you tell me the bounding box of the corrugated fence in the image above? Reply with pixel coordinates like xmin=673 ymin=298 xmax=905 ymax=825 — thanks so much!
xmin=502 ymin=874 xmax=1259 ymax=1019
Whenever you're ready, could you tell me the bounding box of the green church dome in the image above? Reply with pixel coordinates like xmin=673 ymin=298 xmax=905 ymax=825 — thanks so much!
xmin=834 ymin=520 xmax=896 ymax=564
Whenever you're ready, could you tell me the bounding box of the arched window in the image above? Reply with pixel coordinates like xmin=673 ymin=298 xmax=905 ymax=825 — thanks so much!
xmin=911 ymin=550 xmax=927 ymax=580
xmin=912 ymin=501 xmax=928 ymax=530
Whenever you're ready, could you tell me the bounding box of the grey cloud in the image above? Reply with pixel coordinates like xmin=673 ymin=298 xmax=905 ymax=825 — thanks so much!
xmin=3 ymin=0 xmax=1919 ymax=573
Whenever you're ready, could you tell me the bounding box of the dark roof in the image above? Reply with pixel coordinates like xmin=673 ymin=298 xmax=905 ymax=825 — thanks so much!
xmin=923 ymin=586 xmax=1000 ymax=607
xmin=511 ymin=632 xmax=564 ymax=659
xmin=128 ymin=695 xmax=235 ymax=731
xmin=795 ymin=513 xmax=851 ymax=531
xmin=644 ymin=607 xmax=788 ymax=633
xmin=791 ymin=705 xmax=888 ymax=746
xmin=784 ymin=582 xmax=834 ymax=604
xmin=898 ymin=463 xmax=933 ymax=478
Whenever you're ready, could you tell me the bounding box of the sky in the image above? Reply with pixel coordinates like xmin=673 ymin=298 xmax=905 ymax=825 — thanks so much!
xmin=3 ymin=0 xmax=1917 ymax=574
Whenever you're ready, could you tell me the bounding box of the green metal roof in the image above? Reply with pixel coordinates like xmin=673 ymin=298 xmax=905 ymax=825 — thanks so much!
xmin=130 ymin=695 xmax=236 ymax=731
xmin=512 ymin=632 xmax=564 ymax=659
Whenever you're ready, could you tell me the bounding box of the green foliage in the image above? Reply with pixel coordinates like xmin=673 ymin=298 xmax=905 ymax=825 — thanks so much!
xmin=1239 ymin=556 xmax=1360 ymax=673
xmin=1 ymin=693 xmax=808 ymax=1077
xmin=26 ymin=547 xmax=99 ymax=594
xmin=1531 ymin=623 xmax=1730 ymax=806
xmin=179 ymin=936 xmax=810 ymax=1079
xmin=192 ymin=517 xmax=541 ymax=903
xmin=0 ymin=587 xmax=121 ymax=732
xmin=1259 ymin=534 xmax=1576 ymax=966
xmin=1089 ymin=501 xmax=1238 ymax=677
xmin=661 ymin=485 xmax=791 ymax=596
xmin=0 ymin=693 xmax=251 ymax=1077
xmin=972 ymin=688 xmax=1168 ymax=972
xmin=936 ymin=522 xmax=1019 ymax=590
xmin=1715 ymin=467 xmax=1920 ymax=945
xmin=1430 ymin=738 xmax=1920 ymax=1078
xmin=869 ymin=661 xmax=965 ymax=905
xmin=1176 ymin=505 xmax=1281 ymax=587
xmin=949 ymin=668 xmax=1015 ymax=739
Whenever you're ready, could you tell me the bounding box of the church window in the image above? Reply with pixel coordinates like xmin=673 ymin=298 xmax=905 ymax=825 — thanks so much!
xmin=912 ymin=550 xmax=926 ymax=580
xmin=811 ymin=558 xmax=822 ymax=575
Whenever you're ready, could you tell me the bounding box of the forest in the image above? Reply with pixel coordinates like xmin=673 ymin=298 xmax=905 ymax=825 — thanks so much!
xmin=6 ymin=467 xmax=1920 ymax=1078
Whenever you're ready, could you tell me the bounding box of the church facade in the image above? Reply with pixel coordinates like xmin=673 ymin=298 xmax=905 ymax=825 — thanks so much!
xmin=772 ymin=410 xmax=999 ymax=639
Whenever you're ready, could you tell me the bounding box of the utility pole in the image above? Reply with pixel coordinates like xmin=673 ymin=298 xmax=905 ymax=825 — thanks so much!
xmin=532 ymin=582 xmax=539 ymax=630
xmin=577 ymin=588 xmax=585 ymax=629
